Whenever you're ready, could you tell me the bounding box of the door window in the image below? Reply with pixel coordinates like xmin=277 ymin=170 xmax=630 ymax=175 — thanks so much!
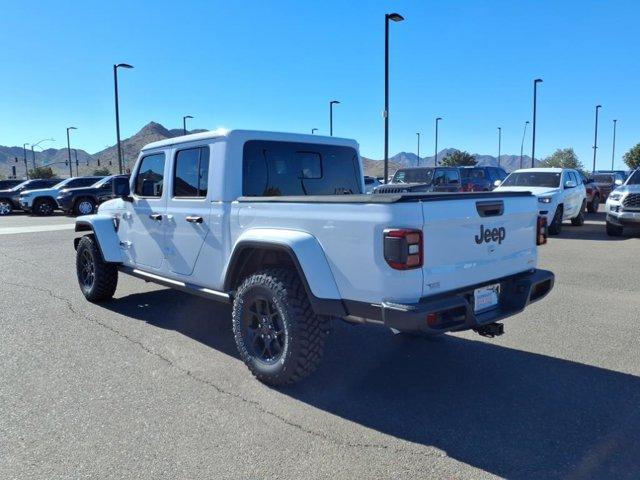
xmin=134 ymin=153 xmax=166 ymax=197
xmin=432 ymin=170 xmax=446 ymax=186
xmin=173 ymin=147 xmax=210 ymax=198
xmin=445 ymin=170 xmax=460 ymax=185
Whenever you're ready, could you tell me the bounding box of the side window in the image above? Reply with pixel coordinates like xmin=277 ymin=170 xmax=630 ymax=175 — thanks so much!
xmin=135 ymin=153 xmax=165 ymax=197
xmin=67 ymin=178 xmax=98 ymax=188
xmin=445 ymin=170 xmax=460 ymax=184
xmin=432 ymin=169 xmax=446 ymax=186
xmin=102 ymin=180 xmax=112 ymax=190
xmin=173 ymin=147 xmax=209 ymax=198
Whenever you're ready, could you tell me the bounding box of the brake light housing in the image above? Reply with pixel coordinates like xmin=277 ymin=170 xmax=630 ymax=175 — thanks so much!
xmin=383 ymin=228 xmax=423 ymax=270
xmin=536 ymin=216 xmax=548 ymax=246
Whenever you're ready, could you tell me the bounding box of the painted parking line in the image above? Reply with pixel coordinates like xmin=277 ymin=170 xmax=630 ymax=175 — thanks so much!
xmin=0 ymin=224 xmax=76 ymax=236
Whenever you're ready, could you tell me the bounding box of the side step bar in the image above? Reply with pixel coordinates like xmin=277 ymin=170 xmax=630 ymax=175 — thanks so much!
xmin=119 ymin=266 xmax=231 ymax=303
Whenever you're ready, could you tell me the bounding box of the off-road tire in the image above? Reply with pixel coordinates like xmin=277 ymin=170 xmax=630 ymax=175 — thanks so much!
xmin=232 ymin=268 xmax=330 ymax=386
xmin=76 ymin=235 xmax=118 ymax=302
xmin=548 ymin=205 xmax=563 ymax=235
xmin=0 ymin=199 xmax=12 ymax=216
xmin=587 ymin=194 xmax=600 ymax=213
xmin=33 ymin=198 xmax=56 ymax=216
xmin=571 ymin=201 xmax=586 ymax=226
xmin=606 ymin=221 xmax=623 ymax=237
xmin=74 ymin=197 xmax=96 ymax=216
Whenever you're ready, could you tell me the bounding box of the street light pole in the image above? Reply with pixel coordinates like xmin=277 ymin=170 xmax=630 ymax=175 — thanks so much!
xmin=611 ymin=119 xmax=617 ymax=171
xmin=66 ymin=127 xmax=77 ymax=178
xmin=383 ymin=12 xmax=404 ymax=183
xmin=23 ymin=143 xmax=29 ymax=178
xmin=30 ymin=138 xmax=54 ymax=169
xmin=531 ymin=78 xmax=543 ymax=168
xmin=416 ymin=132 xmax=420 ymax=166
xmin=114 ymin=63 xmax=134 ymax=175
xmin=329 ymin=100 xmax=340 ymax=136
xmin=434 ymin=117 xmax=442 ymax=165
xmin=592 ymin=104 xmax=602 ymax=173
xmin=73 ymin=149 xmax=79 ymax=176
xmin=183 ymin=115 xmax=193 ymax=136
xmin=497 ymin=127 xmax=502 ymax=166
xmin=311 ymin=128 xmax=318 ymax=135
xmin=520 ymin=121 xmax=529 ymax=169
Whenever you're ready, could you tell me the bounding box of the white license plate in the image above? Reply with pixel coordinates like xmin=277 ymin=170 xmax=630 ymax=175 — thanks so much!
xmin=474 ymin=284 xmax=500 ymax=313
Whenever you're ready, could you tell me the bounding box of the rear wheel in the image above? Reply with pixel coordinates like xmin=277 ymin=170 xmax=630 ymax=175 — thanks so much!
xmin=0 ymin=199 xmax=12 ymax=216
xmin=587 ymin=194 xmax=600 ymax=213
xmin=571 ymin=201 xmax=586 ymax=226
xmin=74 ymin=197 xmax=96 ymax=216
xmin=33 ymin=198 xmax=56 ymax=216
xmin=232 ymin=268 xmax=330 ymax=385
xmin=548 ymin=205 xmax=563 ymax=235
xmin=606 ymin=221 xmax=623 ymax=237
xmin=76 ymin=235 xmax=118 ymax=302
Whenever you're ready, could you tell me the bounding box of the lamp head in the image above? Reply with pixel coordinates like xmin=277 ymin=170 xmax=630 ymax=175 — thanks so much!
xmin=387 ymin=13 xmax=404 ymax=22
xmin=116 ymin=63 xmax=134 ymax=69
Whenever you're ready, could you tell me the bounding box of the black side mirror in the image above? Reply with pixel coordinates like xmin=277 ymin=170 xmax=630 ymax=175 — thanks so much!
xmin=112 ymin=177 xmax=132 ymax=201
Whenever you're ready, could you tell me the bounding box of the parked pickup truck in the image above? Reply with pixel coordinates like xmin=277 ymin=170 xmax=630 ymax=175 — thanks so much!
xmin=73 ymin=130 xmax=554 ymax=385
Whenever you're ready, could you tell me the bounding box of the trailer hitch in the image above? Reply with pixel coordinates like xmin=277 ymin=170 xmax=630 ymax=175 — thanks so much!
xmin=474 ymin=322 xmax=504 ymax=338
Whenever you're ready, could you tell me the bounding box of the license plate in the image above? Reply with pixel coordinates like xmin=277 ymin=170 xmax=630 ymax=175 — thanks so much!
xmin=474 ymin=284 xmax=500 ymax=313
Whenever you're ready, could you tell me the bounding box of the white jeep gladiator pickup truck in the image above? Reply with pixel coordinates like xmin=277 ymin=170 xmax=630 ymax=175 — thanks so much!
xmin=73 ymin=129 xmax=554 ymax=385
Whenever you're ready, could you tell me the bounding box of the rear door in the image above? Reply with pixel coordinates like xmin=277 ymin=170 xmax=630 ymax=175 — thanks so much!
xmin=421 ymin=194 xmax=538 ymax=296
xmin=164 ymin=145 xmax=211 ymax=276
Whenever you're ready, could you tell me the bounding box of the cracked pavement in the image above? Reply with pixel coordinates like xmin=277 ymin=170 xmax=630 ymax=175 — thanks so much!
xmin=1 ymin=211 xmax=639 ymax=479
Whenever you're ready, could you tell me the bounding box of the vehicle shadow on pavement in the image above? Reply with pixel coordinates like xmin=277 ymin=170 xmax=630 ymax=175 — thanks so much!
xmin=556 ymin=211 xmax=639 ymax=241
xmin=103 ymin=289 xmax=640 ymax=480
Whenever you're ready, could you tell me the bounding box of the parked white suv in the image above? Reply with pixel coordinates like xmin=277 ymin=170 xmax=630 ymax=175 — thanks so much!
xmin=73 ymin=130 xmax=553 ymax=385
xmin=605 ymin=168 xmax=640 ymax=236
xmin=495 ymin=168 xmax=587 ymax=234
xmin=20 ymin=176 xmax=103 ymax=216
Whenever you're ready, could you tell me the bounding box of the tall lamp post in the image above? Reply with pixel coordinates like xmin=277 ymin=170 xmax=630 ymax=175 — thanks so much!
xmin=72 ymin=149 xmax=79 ymax=176
xmin=66 ymin=127 xmax=77 ymax=178
xmin=611 ymin=119 xmax=617 ymax=170
xmin=23 ymin=143 xmax=30 ymax=177
xmin=531 ymin=78 xmax=543 ymax=168
xmin=519 ymin=121 xmax=530 ymax=169
xmin=592 ymin=104 xmax=602 ymax=172
xmin=311 ymin=128 xmax=318 ymax=135
xmin=329 ymin=100 xmax=340 ymax=136
xmin=497 ymin=127 xmax=502 ymax=166
xmin=416 ymin=132 xmax=421 ymax=166
xmin=114 ymin=63 xmax=134 ymax=174
xmin=30 ymin=138 xmax=54 ymax=169
xmin=434 ymin=117 xmax=442 ymax=165
xmin=183 ymin=115 xmax=193 ymax=136
xmin=383 ymin=12 xmax=404 ymax=183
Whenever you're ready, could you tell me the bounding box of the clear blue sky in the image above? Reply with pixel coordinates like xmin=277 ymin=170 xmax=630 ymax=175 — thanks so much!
xmin=2 ymin=0 xmax=639 ymax=169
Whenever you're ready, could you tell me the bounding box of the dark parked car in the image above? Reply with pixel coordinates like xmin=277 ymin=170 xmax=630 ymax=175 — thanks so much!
xmin=593 ymin=172 xmax=625 ymax=201
xmin=0 ymin=178 xmax=61 ymax=215
xmin=57 ymin=174 xmax=129 ymax=215
xmin=595 ymin=170 xmax=631 ymax=182
xmin=0 ymin=179 xmax=24 ymax=190
xmin=374 ymin=166 xmax=461 ymax=193
xmin=460 ymin=166 xmax=508 ymax=191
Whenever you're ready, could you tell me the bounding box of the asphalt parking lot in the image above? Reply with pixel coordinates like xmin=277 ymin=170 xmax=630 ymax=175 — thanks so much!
xmin=1 ymin=210 xmax=639 ymax=479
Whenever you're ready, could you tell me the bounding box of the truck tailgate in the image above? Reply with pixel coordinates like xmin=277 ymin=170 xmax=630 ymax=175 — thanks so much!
xmin=421 ymin=194 xmax=538 ymax=297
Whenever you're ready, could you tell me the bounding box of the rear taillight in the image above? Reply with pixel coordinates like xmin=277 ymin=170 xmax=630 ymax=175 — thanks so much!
xmin=586 ymin=187 xmax=593 ymax=195
xmin=537 ymin=216 xmax=548 ymax=246
xmin=383 ymin=228 xmax=423 ymax=270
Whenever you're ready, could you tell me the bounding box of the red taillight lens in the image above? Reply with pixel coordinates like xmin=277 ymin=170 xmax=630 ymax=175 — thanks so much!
xmin=383 ymin=228 xmax=424 ymax=270
xmin=537 ymin=216 xmax=547 ymax=246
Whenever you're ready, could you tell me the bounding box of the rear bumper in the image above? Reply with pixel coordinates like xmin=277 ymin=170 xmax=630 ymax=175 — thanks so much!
xmin=344 ymin=269 xmax=554 ymax=334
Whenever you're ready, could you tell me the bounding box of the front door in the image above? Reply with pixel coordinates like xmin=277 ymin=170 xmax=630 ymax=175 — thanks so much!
xmin=164 ymin=146 xmax=211 ymax=276
xmin=120 ymin=152 xmax=167 ymax=270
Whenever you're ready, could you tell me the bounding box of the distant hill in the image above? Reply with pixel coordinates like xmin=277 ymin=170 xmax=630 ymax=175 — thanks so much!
xmin=0 ymin=122 xmax=538 ymax=179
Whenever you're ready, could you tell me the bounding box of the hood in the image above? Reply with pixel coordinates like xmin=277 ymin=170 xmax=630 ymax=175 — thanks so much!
xmin=59 ymin=185 xmax=99 ymax=195
xmin=614 ymin=185 xmax=640 ymax=194
xmin=494 ymin=186 xmax=560 ymax=197
xmin=20 ymin=187 xmax=58 ymax=197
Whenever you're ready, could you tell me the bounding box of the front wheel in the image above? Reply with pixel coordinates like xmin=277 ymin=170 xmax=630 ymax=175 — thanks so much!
xmin=76 ymin=235 xmax=118 ymax=302
xmin=232 ymin=268 xmax=330 ymax=385
xmin=0 ymin=199 xmax=12 ymax=216
xmin=33 ymin=198 xmax=56 ymax=216
xmin=571 ymin=201 xmax=586 ymax=226
xmin=548 ymin=206 xmax=563 ymax=235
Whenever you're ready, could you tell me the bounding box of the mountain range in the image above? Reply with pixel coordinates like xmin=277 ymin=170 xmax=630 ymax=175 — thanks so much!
xmin=0 ymin=122 xmax=538 ymax=179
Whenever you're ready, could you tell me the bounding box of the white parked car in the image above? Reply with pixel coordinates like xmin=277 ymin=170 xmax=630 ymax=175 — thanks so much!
xmin=495 ymin=168 xmax=587 ymax=234
xmin=73 ymin=130 xmax=553 ymax=385
xmin=19 ymin=176 xmax=103 ymax=216
xmin=605 ymin=168 xmax=640 ymax=236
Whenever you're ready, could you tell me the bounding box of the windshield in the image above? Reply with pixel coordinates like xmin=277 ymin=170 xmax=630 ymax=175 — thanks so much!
xmin=91 ymin=176 xmax=113 ymax=188
xmin=626 ymin=170 xmax=640 ymax=185
xmin=8 ymin=180 xmax=30 ymax=191
xmin=52 ymin=178 xmax=72 ymax=189
xmin=501 ymin=171 xmax=561 ymax=188
xmin=593 ymin=174 xmax=614 ymax=183
xmin=392 ymin=168 xmax=434 ymax=184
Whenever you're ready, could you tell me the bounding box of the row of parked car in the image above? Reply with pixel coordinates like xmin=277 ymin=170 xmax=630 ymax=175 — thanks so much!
xmin=0 ymin=175 xmax=129 ymax=216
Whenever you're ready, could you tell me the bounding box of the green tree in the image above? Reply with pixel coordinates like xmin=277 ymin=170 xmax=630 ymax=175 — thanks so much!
xmin=623 ymin=143 xmax=640 ymax=170
xmin=441 ymin=150 xmax=477 ymax=166
xmin=28 ymin=166 xmax=55 ymax=179
xmin=93 ymin=167 xmax=111 ymax=176
xmin=539 ymin=148 xmax=584 ymax=170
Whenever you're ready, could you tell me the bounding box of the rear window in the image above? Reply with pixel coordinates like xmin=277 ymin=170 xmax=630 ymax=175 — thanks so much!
xmin=460 ymin=168 xmax=485 ymax=180
xmin=593 ymin=174 xmax=614 ymax=184
xmin=501 ymin=172 xmax=561 ymax=188
xmin=242 ymin=141 xmax=361 ymax=196
xmin=392 ymin=168 xmax=434 ymax=184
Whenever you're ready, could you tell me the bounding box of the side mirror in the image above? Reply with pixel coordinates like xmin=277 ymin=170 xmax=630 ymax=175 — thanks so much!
xmin=112 ymin=177 xmax=131 ymax=200
xmin=564 ymin=180 xmax=577 ymax=189
xmin=615 ymin=179 xmax=623 ymax=186
xmin=494 ymin=179 xmax=502 ymax=187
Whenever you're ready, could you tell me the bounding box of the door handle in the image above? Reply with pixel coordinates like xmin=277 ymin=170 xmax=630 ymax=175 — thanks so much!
xmin=185 ymin=215 xmax=203 ymax=224
xmin=149 ymin=213 xmax=163 ymax=221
